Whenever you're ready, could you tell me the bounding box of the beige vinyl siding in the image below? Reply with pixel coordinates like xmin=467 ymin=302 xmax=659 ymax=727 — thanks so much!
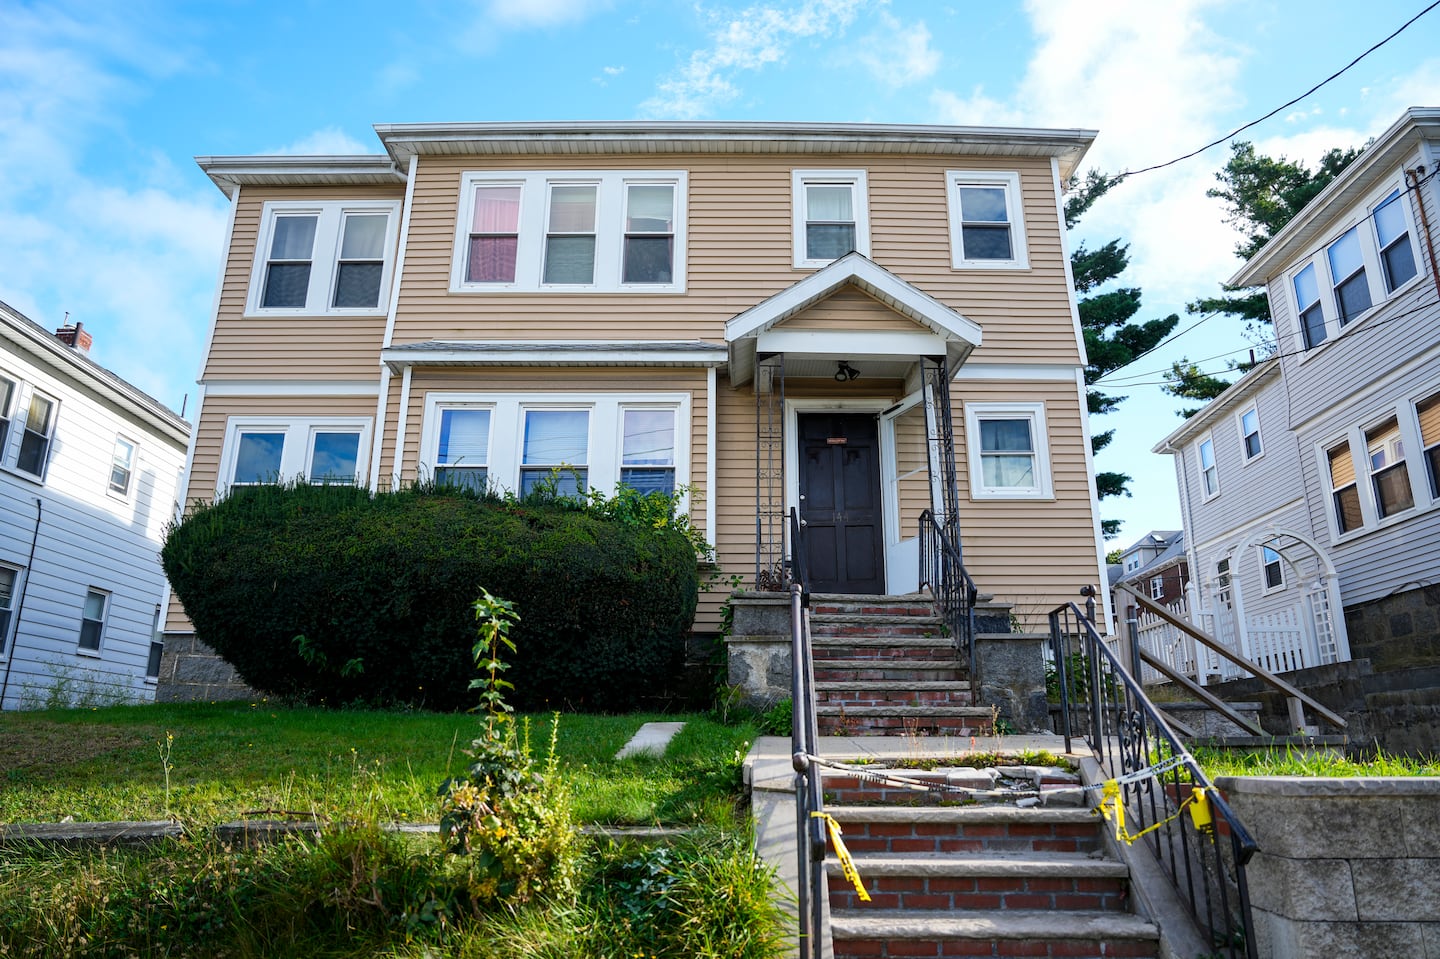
xmin=393 ymin=154 xmax=1079 ymax=364
xmin=783 ymin=287 xmax=925 ymax=332
xmin=166 ymin=392 xmax=381 ymax=632
xmin=204 ymin=185 xmax=404 ymax=381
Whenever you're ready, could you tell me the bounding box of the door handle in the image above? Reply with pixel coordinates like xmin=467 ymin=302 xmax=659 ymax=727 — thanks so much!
xmin=799 ymin=518 xmax=808 ymax=527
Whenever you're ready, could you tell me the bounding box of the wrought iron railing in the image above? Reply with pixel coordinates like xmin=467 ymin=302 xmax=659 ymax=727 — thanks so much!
xmin=918 ymin=509 xmax=978 ymax=676
xmin=786 ymin=507 xmax=825 ymax=959
xmin=1049 ymin=601 xmax=1259 ymax=959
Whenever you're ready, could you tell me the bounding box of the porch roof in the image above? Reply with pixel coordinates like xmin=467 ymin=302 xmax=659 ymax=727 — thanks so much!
xmin=724 ymin=252 xmax=983 ymax=386
xmin=380 ymin=339 xmax=727 ymax=372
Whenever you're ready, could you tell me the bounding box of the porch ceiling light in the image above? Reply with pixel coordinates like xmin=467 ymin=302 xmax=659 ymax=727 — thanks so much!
xmin=835 ymin=360 xmax=860 ymax=382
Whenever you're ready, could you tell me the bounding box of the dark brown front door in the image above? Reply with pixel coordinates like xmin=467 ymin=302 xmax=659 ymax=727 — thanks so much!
xmin=798 ymin=412 xmax=885 ymax=594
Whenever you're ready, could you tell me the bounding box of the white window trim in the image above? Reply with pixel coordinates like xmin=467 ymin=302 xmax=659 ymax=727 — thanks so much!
xmin=963 ymin=401 xmax=1053 ymax=500
xmin=2 ymin=382 xmax=59 ymax=484
xmin=450 ymin=170 xmax=688 ymax=294
xmin=791 ymin=169 xmax=870 ymax=269
xmin=1287 ymin=177 xmax=1423 ymax=360
xmin=1260 ymin=545 xmax=1286 ymax=595
xmin=1237 ymin=406 xmax=1263 ymax=462
xmin=419 ymin=391 xmax=691 ymax=506
xmin=946 ymin=170 xmax=1029 ymax=270
xmin=0 ymin=562 xmax=20 ymax=661
xmin=108 ymin=435 xmax=138 ymax=500
xmin=245 ymin=200 xmax=402 ymax=317
xmin=77 ymin=586 xmax=109 ymax=657
xmin=216 ymin=416 xmax=373 ymax=495
xmin=1150 ymin=575 xmax=1164 ymax=600
xmin=1197 ymin=434 xmax=1219 ymax=501
xmin=1363 ymin=413 xmax=1416 ymax=522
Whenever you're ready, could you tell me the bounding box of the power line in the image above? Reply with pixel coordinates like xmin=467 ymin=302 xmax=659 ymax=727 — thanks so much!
xmin=1113 ymin=0 xmax=1440 ymax=181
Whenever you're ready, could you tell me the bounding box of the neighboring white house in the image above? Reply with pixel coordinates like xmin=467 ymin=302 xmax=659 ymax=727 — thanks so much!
xmin=0 ymin=299 xmax=190 ymax=709
xmin=1153 ymin=106 xmax=1440 ymax=689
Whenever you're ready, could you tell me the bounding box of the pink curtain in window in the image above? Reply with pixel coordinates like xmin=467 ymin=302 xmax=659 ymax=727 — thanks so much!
xmin=472 ymin=186 xmax=521 ymax=233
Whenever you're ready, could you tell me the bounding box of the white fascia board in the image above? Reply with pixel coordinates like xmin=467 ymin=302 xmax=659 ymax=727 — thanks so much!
xmin=199 ymin=381 xmax=383 ymax=397
xmin=755 ymin=329 xmax=948 ymax=357
xmin=725 ymin=253 xmax=983 ymax=347
xmin=954 ymin=363 xmax=1080 ymax=381
xmin=1151 ymin=358 xmax=1282 ymax=454
xmin=380 ymin=345 xmax=727 ymax=371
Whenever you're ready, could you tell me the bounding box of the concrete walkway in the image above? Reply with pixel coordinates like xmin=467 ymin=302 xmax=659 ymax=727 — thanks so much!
xmin=615 ymin=720 xmax=686 ymax=759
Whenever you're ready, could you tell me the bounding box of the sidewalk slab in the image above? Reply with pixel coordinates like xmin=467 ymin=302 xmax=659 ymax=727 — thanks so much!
xmin=616 ymin=721 xmax=686 ymax=759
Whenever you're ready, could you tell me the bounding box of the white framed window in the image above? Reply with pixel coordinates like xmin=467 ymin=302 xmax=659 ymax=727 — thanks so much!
xmin=1288 ymin=179 xmax=1419 ymax=353
xmin=14 ymin=389 xmax=57 ymax=479
xmin=0 ymin=565 xmax=18 ymax=658
xmin=1326 ymin=439 xmax=1363 ymax=535
xmin=1261 ymin=546 xmax=1285 ymax=592
xmin=1215 ymin=558 xmax=1232 ymax=609
xmin=0 ymin=375 xmax=14 ymax=457
xmin=1238 ymin=407 xmax=1262 ymax=460
xmin=964 ymin=402 xmax=1052 ymax=500
xmin=791 ymin=170 xmax=870 ymax=268
xmin=1417 ymin=391 xmax=1440 ymax=501
xmin=452 ymin=170 xmax=687 ymax=293
xmin=1365 ymin=416 xmax=1413 ymax=519
xmin=1198 ymin=436 xmax=1218 ymax=499
xmin=420 ymin=392 xmax=691 ymax=502
xmin=246 ymin=200 xmax=401 ymax=316
xmin=1150 ymin=575 xmax=1164 ymax=600
xmin=218 ymin=417 xmax=372 ymax=493
xmin=109 ymin=436 xmax=136 ymax=496
xmin=947 ymin=170 xmax=1028 ymax=269
xmin=78 ymin=587 xmax=108 ymax=653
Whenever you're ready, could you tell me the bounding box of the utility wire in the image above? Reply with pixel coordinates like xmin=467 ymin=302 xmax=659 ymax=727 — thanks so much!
xmin=1113 ymin=0 xmax=1440 ymax=181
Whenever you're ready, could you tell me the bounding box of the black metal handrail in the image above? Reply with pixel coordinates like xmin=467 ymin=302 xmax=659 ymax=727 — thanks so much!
xmin=1049 ymin=601 xmax=1260 ymax=959
xmin=787 ymin=508 xmax=824 ymax=959
xmin=918 ymin=509 xmax=978 ymax=676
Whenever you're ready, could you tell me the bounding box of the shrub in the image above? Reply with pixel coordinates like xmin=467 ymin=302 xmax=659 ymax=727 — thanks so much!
xmin=162 ymin=483 xmax=700 ymax=711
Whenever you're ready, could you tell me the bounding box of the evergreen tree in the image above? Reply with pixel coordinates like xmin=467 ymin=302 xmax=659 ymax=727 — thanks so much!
xmin=1066 ymin=171 xmax=1180 ymax=537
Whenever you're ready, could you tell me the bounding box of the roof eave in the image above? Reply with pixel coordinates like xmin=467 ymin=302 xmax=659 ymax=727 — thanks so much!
xmin=1151 ymin=357 xmax=1281 ymax=453
xmin=194 ymin=155 xmax=405 ymax=198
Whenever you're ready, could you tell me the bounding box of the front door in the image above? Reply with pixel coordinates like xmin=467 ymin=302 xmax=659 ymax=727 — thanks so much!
xmin=798 ymin=412 xmax=885 ymax=594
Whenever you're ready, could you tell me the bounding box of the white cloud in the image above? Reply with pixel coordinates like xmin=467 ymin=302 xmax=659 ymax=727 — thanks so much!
xmin=0 ymin=2 xmax=224 ymax=409
xmin=640 ymin=0 xmax=870 ymax=119
xmin=856 ymin=12 xmax=939 ymax=89
xmin=268 ymin=126 xmax=378 ymax=156
xmin=486 ymin=0 xmax=610 ymax=28
xmin=604 ymin=65 xmax=625 ymax=76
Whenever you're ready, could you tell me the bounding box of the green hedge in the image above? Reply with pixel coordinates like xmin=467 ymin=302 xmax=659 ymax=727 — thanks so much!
xmin=162 ymin=485 xmax=700 ymax=711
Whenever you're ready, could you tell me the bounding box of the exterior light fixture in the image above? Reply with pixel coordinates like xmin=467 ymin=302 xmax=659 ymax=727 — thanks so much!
xmin=834 ymin=360 xmax=860 ymax=382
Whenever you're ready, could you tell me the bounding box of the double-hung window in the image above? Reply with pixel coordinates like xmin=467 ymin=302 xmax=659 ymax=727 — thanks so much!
xmin=220 ymin=417 xmax=370 ymax=492
xmin=1373 ymin=189 xmax=1418 ymax=292
xmin=0 ymin=566 xmax=17 ymax=657
xmin=0 ymin=375 xmax=14 ymax=456
xmin=15 ymin=390 xmax=57 ymax=478
xmin=434 ymin=407 xmax=492 ymax=492
xmin=109 ymin=437 xmax=136 ymax=496
xmin=1418 ymin=392 xmax=1440 ymax=500
xmin=1365 ymin=416 xmax=1413 ymax=519
xmin=1327 ymin=441 xmax=1363 ymax=534
xmin=1150 ymin=575 xmax=1164 ymax=600
xmin=964 ymin=402 xmax=1052 ymax=499
xmin=78 ymin=588 xmax=108 ymax=653
xmin=1294 ymin=264 xmax=1326 ymax=349
xmin=1198 ymin=437 xmax=1218 ymax=498
xmin=947 ymin=171 xmax=1028 ymax=269
xmin=521 ymin=409 xmax=589 ymax=496
xmin=248 ymin=201 xmax=400 ymax=315
xmin=453 ymin=171 xmax=686 ymax=292
xmin=620 ymin=408 xmax=676 ymax=495
xmin=1327 ymin=227 xmax=1371 ymax=326
xmin=1261 ymin=546 xmax=1285 ymax=591
xmin=792 ymin=170 xmax=869 ymax=268
xmin=1239 ymin=407 xmax=1262 ymax=460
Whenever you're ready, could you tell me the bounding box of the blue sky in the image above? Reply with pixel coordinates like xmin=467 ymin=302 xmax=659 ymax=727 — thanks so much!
xmin=3 ymin=0 xmax=1439 ymax=544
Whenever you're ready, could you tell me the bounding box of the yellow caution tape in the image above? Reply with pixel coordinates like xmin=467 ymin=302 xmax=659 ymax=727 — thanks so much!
xmin=812 ymin=812 xmax=870 ymax=902
xmin=1095 ymin=779 xmax=1211 ymax=845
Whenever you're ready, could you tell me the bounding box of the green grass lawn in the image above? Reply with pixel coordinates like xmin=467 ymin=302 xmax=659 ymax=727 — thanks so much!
xmin=0 ymin=701 xmax=759 ymax=827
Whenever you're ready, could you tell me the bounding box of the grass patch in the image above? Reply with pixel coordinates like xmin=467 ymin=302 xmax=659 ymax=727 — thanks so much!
xmin=1194 ymin=744 xmax=1440 ymax=778
xmin=0 ymin=702 xmax=758 ymax=828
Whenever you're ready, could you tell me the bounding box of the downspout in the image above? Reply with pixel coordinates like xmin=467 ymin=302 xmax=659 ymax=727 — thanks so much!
xmin=0 ymin=499 xmax=43 ymax=710
xmin=1403 ymin=166 xmax=1440 ymax=300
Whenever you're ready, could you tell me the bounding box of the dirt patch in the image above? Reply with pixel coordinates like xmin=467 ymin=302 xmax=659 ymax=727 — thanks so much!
xmin=0 ymin=724 xmax=158 ymax=776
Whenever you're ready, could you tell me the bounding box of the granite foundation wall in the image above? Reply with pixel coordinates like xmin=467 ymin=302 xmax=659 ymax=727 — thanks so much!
xmin=154 ymin=633 xmax=257 ymax=703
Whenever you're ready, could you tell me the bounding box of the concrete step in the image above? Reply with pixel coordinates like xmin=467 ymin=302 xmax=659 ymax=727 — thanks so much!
xmin=829 ymin=910 xmax=1160 ymax=959
xmin=816 ymin=681 xmax=974 ymax=707
xmin=827 ymin=804 xmax=1103 ymax=855
xmin=813 ymin=659 xmax=963 ymax=683
xmin=825 ymin=852 xmax=1130 ymax=912
xmin=816 ymin=704 xmax=994 ymax=736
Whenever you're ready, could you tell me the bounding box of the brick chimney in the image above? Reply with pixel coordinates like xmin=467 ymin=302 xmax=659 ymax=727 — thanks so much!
xmin=55 ymin=321 xmax=92 ymax=354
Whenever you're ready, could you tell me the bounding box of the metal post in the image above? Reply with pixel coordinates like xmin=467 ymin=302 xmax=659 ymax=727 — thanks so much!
xmin=1127 ymin=615 xmax=1142 ymax=683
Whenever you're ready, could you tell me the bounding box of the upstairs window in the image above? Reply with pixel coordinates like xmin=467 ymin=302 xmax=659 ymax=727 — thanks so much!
xmin=15 ymin=391 xmax=56 ymax=478
xmin=453 ymin=170 xmax=687 ymax=293
xmin=0 ymin=375 xmax=14 ymax=454
xmin=1373 ymin=189 xmax=1418 ymax=292
xmin=792 ymin=170 xmax=869 ymax=268
xmin=1150 ymin=575 xmax=1164 ymax=600
xmin=109 ymin=437 xmax=136 ymax=496
xmin=964 ymin=402 xmax=1053 ymax=500
xmin=1418 ymin=391 xmax=1440 ymax=500
xmin=948 ymin=170 xmax=1028 ymax=269
xmin=248 ymin=201 xmax=400 ymax=315
xmin=1294 ymin=263 xmax=1326 ymax=349
xmin=1327 ymin=227 xmax=1371 ymax=325
xmin=1239 ymin=407 xmax=1262 ymax=460
xmin=1327 ymin=441 xmax=1363 ymax=534
xmin=1365 ymin=416 xmax=1412 ymax=519
xmin=1198 ymin=437 xmax=1218 ymax=498
xmin=78 ymin=588 xmax=108 ymax=652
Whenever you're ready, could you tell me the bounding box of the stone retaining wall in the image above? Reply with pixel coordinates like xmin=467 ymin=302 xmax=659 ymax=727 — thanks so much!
xmin=1217 ymin=775 xmax=1440 ymax=958
xmin=154 ymin=633 xmax=257 ymax=702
